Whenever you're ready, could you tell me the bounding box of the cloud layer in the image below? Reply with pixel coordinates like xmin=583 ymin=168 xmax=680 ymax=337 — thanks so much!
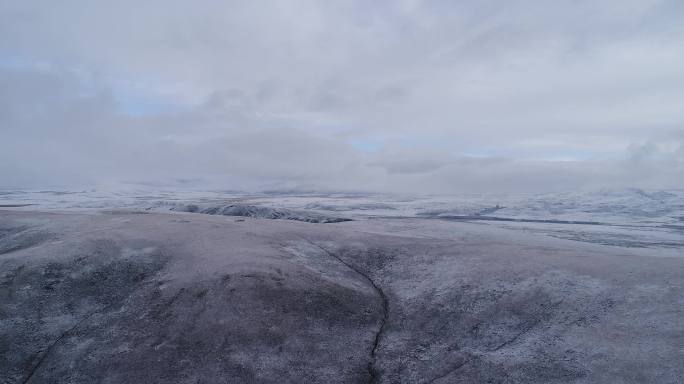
xmin=1 ymin=1 xmax=683 ymax=192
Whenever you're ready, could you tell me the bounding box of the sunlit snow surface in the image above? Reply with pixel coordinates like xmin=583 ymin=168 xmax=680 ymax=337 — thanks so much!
xmin=2 ymin=187 xmax=683 ymax=253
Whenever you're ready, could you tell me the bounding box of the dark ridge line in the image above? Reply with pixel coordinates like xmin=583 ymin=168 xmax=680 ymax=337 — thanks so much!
xmin=365 ymin=214 xmax=612 ymax=226
xmin=426 ymin=299 xmax=565 ymax=383
xmin=488 ymin=300 xmax=563 ymax=353
xmin=368 ymin=215 xmax=671 ymax=232
xmin=435 ymin=216 xmax=681 ymax=231
xmin=489 ymin=318 xmax=542 ymax=352
xmin=427 ymin=358 xmax=473 ymax=384
xmin=435 ymin=215 xmax=604 ymax=225
xmin=21 ymin=303 xmax=115 ymax=384
xmin=303 ymin=239 xmax=389 ymax=384
xmin=22 ymin=249 xmax=168 ymax=384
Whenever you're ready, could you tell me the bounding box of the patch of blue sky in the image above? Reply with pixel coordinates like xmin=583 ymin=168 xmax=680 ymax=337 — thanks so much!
xmin=461 ymin=149 xmax=498 ymax=158
xmin=0 ymin=55 xmax=51 ymax=70
xmin=350 ymin=140 xmax=383 ymax=153
xmin=1 ymin=53 xmax=185 ymax=117
xmin=464 ymin=147 xmax=596 ymax=161
xmin=113 ymin=91 xmax=183 ymax=117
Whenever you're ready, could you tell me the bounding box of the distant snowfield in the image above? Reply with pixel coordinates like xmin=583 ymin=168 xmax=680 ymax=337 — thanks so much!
xmin=2 ymin=188 xmax=683 ymax=254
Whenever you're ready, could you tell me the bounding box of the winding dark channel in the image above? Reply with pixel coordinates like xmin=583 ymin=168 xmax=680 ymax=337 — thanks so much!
xmin=303 ymin=239 xmax=389 ymax=384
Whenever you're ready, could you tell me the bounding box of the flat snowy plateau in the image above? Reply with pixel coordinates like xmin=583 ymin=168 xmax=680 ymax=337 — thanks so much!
xmin=1 ymin=191 xmax=683 ymax=383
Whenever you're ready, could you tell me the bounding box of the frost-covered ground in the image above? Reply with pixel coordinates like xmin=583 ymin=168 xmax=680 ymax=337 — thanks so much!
xmin=3 ymin=188 xmax=683 ymax=223
xmin=2 ymin=187 xmax=683 ymax=254
xmin=2 ymin=189 xmax=684 ymax=383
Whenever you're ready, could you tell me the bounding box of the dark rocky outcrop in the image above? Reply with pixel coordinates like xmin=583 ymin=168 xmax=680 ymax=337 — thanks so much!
xmin=172 ymin=203 xmax=352 ymax=223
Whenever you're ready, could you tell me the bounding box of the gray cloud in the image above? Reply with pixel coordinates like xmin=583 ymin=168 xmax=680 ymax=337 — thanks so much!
xmin=1 ymin=1 xmax=683 ymax=192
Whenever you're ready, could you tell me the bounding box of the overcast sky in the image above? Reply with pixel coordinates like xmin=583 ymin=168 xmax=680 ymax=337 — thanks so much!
xmin=1 ymin=0 xmax=683 ymax=192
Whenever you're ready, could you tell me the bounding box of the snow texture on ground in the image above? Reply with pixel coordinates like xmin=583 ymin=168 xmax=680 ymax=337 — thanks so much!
xmin=1 ymin=199 xmax=683 ymax=383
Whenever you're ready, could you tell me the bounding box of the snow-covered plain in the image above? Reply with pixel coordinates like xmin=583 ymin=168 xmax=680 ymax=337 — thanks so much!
xmin=2 ymin=187 xmax=683 ymax=254
xmin=2 ymin=188 xmax=684 ymax=383
xmin=3 ymin=187 xmax=683 ymax=222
